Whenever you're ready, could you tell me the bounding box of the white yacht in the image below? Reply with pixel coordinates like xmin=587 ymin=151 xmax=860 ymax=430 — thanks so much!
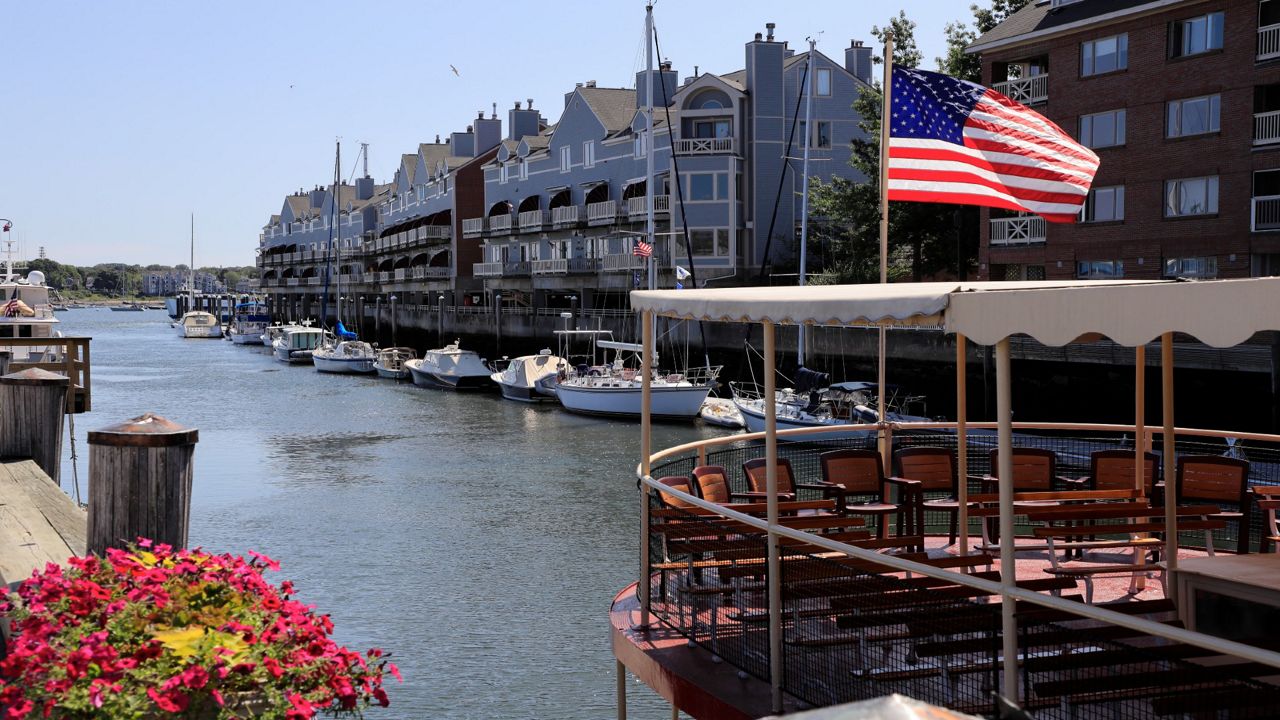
xmin=273 ymin=325 xmax=324 ymax=364
xmin=175 ymin=216 xmax=223 ymax=339
xmin=490 ymin=349 xmax=563 ymax=402
xmin=373 ymin=347 xmax=415 ymax=380
xmin=313 ymin=337 xmax=376 ymax=374
xmin=731 ymin=376 xmax=928 ymax=442
xmin=228 ymin=301 xmax=269 ymax=345
xmin=554 ymin=340 xmax=720 ymax=420
xmin=405 ymin=340 xmax=494 ymax=390
xmin=0 ymin=268 xmax=63 ymax=363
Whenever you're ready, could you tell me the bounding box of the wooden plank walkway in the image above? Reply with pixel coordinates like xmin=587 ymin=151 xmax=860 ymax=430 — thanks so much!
xmin=0 ymin=459 xmax=85 ymax=588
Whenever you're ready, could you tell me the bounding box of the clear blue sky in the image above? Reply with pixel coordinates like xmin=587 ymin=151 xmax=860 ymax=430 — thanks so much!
xmin=1 ymin=1 xmax=989 ymax=268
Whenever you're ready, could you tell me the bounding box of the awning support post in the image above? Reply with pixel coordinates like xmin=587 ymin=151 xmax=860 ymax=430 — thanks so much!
xmin=1162 ymin=333 xmax=1177 ymax=571
xmin=996 ymin=338 xmax=1019 ymax=702
xmin=639 ymin=310 xmax=654 ymax=628
xmin=764 ymin=321 xmax=783 ymax=714
xmin=956 ymin=334 xmax=969 ymax=550
xmin=1135 ymin=345 xmax=1146 ymax=498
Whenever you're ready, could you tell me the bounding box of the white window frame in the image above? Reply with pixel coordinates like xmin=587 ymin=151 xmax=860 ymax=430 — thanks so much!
xmin=1163 ymin=256 xmax=1218 ymax=278
xmin=813 ymin=120 xmax=832 ymax=149
xmin=1080 ymin=109 xmax=1125 ymax=149
xmin=583 ymin=141 xmax=596 ymax=169
xmin=1171 ymin=11 xmax=1224 ymax=58
xmin=519 ymin=160 xmax=528 ymax=181
xmin=685 ymin=172 xmax=727 ymax=202
xmin=1080 ymin=185 xmax=1125 ymax=222
xmin=1081 ymin=33 xmax=1128 ymax=76
xmin=1164 ymin=175 xmax=1219 ymax=217
xmin=815 ymin=67 xmax=832 ymax=97
xmin=1167 ymin=94 xmax=1221 ymax=138
xmin=677 ymin=227 xmax=733 ymax=257
xmin=499 ymin=164 xmax=508 ymax=184
xmin=1076 ymin=260 xmax=1124 ymax=279
xmin=560 ymin=146 xmax=571 ymax=173
xmin=634 ymin=134 xmax=646 ymax=159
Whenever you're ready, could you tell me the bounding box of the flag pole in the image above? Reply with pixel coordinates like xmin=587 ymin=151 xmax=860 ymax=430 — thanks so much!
xmin=877 ymin=32 xmax=893 ymax=468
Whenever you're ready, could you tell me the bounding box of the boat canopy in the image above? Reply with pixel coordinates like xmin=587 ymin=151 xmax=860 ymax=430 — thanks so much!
xmin=630 ymin=278 xmax=1280 ymax=348
xmin=597 ymin=340 xmax=644 ymax=352
xmin=335 ymin=322 xmax=358 ymax=341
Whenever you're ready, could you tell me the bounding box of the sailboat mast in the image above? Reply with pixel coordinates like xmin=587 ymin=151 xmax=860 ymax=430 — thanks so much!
xmin=189 ymin=213 xmax=195 ymax=311
xmin=644 ymin=5 xmax=657 ymax=371
xmin=797 ymin=38 xmax=816 ymax=367
xmin=333 ymin=141 xmax=342 ymax=326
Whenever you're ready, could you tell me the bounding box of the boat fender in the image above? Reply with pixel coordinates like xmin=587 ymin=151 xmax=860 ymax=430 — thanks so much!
xmin=854 ymin=404 xmax=878 ymax=422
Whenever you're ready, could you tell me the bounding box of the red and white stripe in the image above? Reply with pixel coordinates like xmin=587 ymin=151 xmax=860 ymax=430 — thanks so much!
xmin=887 ymin=89 xmax=1100 ymax=223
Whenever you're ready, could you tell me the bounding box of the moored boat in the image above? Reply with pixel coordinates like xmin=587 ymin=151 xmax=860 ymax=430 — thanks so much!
xmin=228 ymin=302 xmax=269 ymax=345
xmin=175 ymin=217 xmax=223 ymax=338
xmin=554 ymin=340 xmax=720 ymax=420
xmin=490 ymin=349 xmax=563 ymax=402
xmin=272 ymin=325 xmax=323 ymax=363
xmin=373 ymin=347 xmax=415 ymax=380
xmin=405 ymin=340 xmax=494 ymax=390
xmin=313 ymin=338 xmax=376 ymax=374
xmin=699 ymin=397 xmax=745 ymax=428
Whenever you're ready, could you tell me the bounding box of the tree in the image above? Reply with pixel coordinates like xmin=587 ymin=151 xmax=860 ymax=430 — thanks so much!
xmin=938 ymin=0 xmax=1034 ymax=81
xmin=809 ymin=11 xmax=965 ymax=284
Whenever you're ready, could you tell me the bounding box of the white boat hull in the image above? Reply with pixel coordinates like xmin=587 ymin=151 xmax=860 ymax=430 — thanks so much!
xmin=177 ymin=325 xmax=223 ymax=339
xmin=375 ymin=364 xmax=410 ymax=380
xmin=229 ymin=331 xmax=262 ymax=345
xmin=556 ymin=383 xmax=710 ymax=420
xmin=492 ymin=375 xmax=546 ymax=403
xmin=273 ymin=343 xmax=313 ymax=364
xmin=700 ymin=397 xmax=745 ymax=428
xmin=734 ymin=399 xmax=873 ymax=442
xmin=313 ymin=355 xmax=375 ymax=374
xmin=406 ymin=360 xmax=493 ymax=390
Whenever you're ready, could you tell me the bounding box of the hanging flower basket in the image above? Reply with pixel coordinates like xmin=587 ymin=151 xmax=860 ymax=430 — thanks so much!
xmin=0 ymin=540 xmax=398 ymax=718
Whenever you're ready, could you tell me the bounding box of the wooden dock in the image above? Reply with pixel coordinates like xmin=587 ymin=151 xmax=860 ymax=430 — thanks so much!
xmin=0 ymin=459 xmax=85 ymax=589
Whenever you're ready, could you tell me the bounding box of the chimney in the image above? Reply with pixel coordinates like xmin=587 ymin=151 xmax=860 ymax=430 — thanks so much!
xmin=585 ymin=80 xmax=597 ymax=88
xmin=355 ymin=175 xmax=374 ymax=200
xmin=635 ymin=63 xmax=679 ymax=108
xmin=474 ymin=112 xmax=502 ymax=153
xmin=845 ymin=39 xmax=873 ymax=84
xmin=450 ymin=125 xmax=476 ymax=157
xmin=435 ymin=134 xmax=441 ymax=143
xmin=766 ymin=22 xmax=775 ymax=41
xmin=509 ymin=99 xmax=539 ymax=140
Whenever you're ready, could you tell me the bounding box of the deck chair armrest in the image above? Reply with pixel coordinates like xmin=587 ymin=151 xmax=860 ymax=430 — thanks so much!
xmin=1057 ymin=476 xmax=1090 ymax=489
xmin=731 ymin=491 xmax=796 ymax=501
xmin=885 ymin=477 xmax=922 ymax=488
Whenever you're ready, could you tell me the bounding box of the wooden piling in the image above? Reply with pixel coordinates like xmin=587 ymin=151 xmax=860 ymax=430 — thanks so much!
xmin=0 ymin=368 xmax=69 ymax=484
xmin=87 ymin=413 xmax=198 ymax=555
xmin=0 ymin=351 xmax=10 ymax=377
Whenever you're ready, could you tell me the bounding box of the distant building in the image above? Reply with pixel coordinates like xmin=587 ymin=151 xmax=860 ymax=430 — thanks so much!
xmin=143 ymin=271 xmax=224 ymax=296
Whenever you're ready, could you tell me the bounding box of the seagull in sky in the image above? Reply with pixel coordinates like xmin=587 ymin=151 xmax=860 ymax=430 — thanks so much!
xmin=450 ymin=65 xmax=460 ymax=77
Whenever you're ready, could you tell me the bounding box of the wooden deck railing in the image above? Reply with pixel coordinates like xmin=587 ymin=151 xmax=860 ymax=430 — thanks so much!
xmin=2 ymin=337 xmax=92 ymax=413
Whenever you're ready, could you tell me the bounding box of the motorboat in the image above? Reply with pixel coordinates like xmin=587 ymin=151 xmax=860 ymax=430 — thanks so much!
xmin=405 ymin=340 xmax=494 ymax=390
xmin=0 ymin=267 xmax=64 ymax=363
xmin=227 ymin=301 xmax=270 ymax=345
xmin=699 ymin=397 xmax=745 ymax=429
xmin=490 ymin=349 xmax=563 ymax=402
xmin=554 ymin=339 xmax=720 ymax=420
xmin=261 ymin=322 xmax=295 ymax=348
xmin=110 ymin=302 xmax=145 ymax=312
xmin=273 ymin=325 xmax=324 ymax=363
xmin=373 ymin=347 xmax=416 ymax=380
xmin=731 ymin=371 xmax=928 ymax=442
xmin=313 ymin=337 xmax=376 ymax=374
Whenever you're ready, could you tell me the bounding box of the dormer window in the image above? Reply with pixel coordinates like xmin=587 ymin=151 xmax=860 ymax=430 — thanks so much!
xmin=815 ymin=68 xmax=832 ymax=97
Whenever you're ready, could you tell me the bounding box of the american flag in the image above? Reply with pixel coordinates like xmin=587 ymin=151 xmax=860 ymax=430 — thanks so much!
xmin=2 ymin=299 xmax=19 ymax=317
xmin=887 ymin=67 xmax=1099 ymax=222
xmin=632 ymin=240 xmax=653 ymax=258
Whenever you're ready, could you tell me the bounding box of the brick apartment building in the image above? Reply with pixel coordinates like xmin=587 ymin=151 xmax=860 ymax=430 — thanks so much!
xmin=968 ymin=0 xmax=1280 ymax=281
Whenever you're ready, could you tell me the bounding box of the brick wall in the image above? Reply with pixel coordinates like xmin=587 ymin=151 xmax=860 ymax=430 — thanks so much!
xmin=977 ymin=0 xmax=1280 ymax=280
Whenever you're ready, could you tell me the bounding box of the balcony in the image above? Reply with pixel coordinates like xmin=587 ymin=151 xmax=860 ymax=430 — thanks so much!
xmin=1256 ymin=110 xmax=1280 ymax=146
xmin=671 ymin=137 xmax=735 ymax=155
xmin=626 ymin=195 xmax=670 ymax=219
xmin=1260 ymin=23 xmax=1280 ymax=61
xmin=587 ymin=200 xmax=619 ymax=226
xmin=305 ymin=277 xmax=321 ymax=286
xmin=377 ymin=271 xmax=392 ymax=283
xmin=602 ymin=253 xmax=646 ymax=272
xmin=1252 ymin=195 xmax=1280 ymax=231
xmin=551 ymin=205 xmax=582 ymax=228
xmin=531 ymin=259 xmax=568 ymax=275
xmin=503 ymin=261 xmax=531 ymax=277
xmin=409 ymin=267 xmax=450 ymax=280
xmin=394 ymin=268 xmax=407 ymax=281
xmin=286 ymin=278 xmax=300 ymax=287
xmin=462 ymin=218 xmax=486 ymax=238
xmin=992 ymin=73 xmax=1048 ymax=106
xmin=490 ymin=213 xmax=514 ymax=236
xmin=989 ymin=215 xmax=1047 ymax=246
xmin=518 ymin=210 xmax=550 ymax=233
xmin=421 ymin=226 xmax=451 ymax=241
xmin=474 ymin=262 xmax=504 ymax=277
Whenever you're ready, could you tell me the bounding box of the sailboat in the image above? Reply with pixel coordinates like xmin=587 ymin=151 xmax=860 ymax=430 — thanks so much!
xmin=175 ymin=216 xmax=223 ymax=338
xmin=553 ymin=6 xmax=719 ymax=420
xmin=312 ymin=141 xmax=376 ymax=373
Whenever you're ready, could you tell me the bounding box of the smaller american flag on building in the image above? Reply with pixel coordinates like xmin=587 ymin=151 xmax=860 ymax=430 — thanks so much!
xmin=887 ymin=67 xmax=1099 ymax=222
xmin=2 ymin=299 xmax=19 ymax=318
xmin=632 ymin=240 xmax=653 ymax=258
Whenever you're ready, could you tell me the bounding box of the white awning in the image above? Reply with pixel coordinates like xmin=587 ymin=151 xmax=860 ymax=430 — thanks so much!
xmin=629 ymin=278 xmax=1280 ymax=348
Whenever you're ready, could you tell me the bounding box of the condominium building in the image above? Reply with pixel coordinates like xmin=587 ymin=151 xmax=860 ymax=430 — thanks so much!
xmin=255 ymin=23 xmax=874 ymax=312
xmin=969 ymin=0 xmax=1280 ymax=281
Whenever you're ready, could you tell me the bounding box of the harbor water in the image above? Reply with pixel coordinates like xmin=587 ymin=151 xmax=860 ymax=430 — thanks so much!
xmin=57 ymin=309 xmax=726 ymax=719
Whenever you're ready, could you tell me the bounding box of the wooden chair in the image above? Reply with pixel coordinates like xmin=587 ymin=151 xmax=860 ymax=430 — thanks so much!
xmin=894 ymin=447 xmax=975 ymax=545
xmin=1252 ymin=486 xmax=1280 ymax=553
xmin=655 ymin=476 xmax=697 ymax=510
xmin=740 ymin=457 xmax=836 ymax=502
xmin=1176 ymin=456 xmax=1252 ymax=554
xmin=1086 ymin=450 xmax=1160 ymax=496
xmin=818 ymin=449 xmax=911 ymax=539
xmin=691 ymin=465 xmax=786 ymax=505
xmin=988 ymin=448 xmax=1060 ymax=492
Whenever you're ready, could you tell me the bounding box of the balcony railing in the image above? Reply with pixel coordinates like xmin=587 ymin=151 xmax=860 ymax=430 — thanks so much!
xmin=626 ymin=195 xmax=670 ymax=218
xmin=489 ymin=213 xmax=514 ymax=236
xmin=531 ymin=259 xmax=569 ymax=275
xmin=409 ymin=266 xmax=450 ymax=279
xmin=474 ymin=262 xmax=504 ymax=277
xmin=587 ymin=200 xmax=618 ymax=226
xmin=1252 ymin=195 xmax=1280 ymax=231
xmin=993 ymin=73 xmax=1048 ymax=105
xmin=1260 ymin=23 xmax=1280 ymax=61
xmin=462 ymin=218 xmax=486 ymax=238
xmin=602 ymin=253 xmax=646 ymax=272
xmin=503 ymin=261 xmax=531 ymax=276
xmin=305 ymin=277 xmax=321 ymax=286
xmin=421 ymin=226 xmax=451 ymax=240
xmin=989 ymin=215 xmax=1047 ymax=246
xmin=1256 ymin=110 xmax=1280 ymax=146
xmin=286 ymin=278 xmax=300 ymax=286
xmin=551 ymin=205 xmax=582 ymax=228
xmin=394 ymin=268 xmax=407 ymax=281
xmin=518 ymin=209 xmax=550 ymax=233
xmin=671 ymin=137 xmax=735 ymax=155
xmin=377 ymin=271 xmax=391 ymax=283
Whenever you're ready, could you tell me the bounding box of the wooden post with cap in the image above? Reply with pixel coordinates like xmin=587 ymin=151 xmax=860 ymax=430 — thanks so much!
xmin=0 ymin=368 xmax=69 ymax=484
xmin=87 ymin=414 xmax=198 ymax=555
